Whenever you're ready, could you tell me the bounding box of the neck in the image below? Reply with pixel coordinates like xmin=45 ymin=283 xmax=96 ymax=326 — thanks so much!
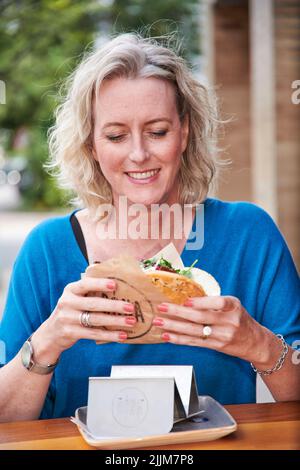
xmin=97 ymin=195 xmax=195 ymax=246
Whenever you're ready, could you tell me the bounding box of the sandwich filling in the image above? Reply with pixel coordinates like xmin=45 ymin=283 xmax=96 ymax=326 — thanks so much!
xmin=141 ymin=257 xmax=198 ymax=277
xmin=141 ymin=257 xmax=221 ymax=298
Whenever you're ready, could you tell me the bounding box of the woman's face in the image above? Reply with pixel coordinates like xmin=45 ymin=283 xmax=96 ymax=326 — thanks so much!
xmin=92 ymin=76 xmax=189 ymax=207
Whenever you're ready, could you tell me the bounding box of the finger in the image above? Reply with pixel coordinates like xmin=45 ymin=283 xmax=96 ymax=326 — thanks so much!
xmin=154 ymin=317 xmax=227 ymax=340
xmin=67 ymin=277 xmax=117 ymax=295
xmin=76 ymin=311 xmax=136 ymax=328
xmin=184 ymin=295 xmax=241 ymax=312
xmin=161 ymin=331 xmax=223 ymax=350
xmin=156 ymin=303 xmax=221 ymax=324
xmin=72 ymin=295 xmax=135 ymax=315
xmin=71 ymin=325 xmax=129 ymax=343
xmin=155 ymin=317 xmax=204 ymax=337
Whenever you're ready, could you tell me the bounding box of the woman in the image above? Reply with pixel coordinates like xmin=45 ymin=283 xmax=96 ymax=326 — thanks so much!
xmin=0 ymin=34 xmax=299 ymax=422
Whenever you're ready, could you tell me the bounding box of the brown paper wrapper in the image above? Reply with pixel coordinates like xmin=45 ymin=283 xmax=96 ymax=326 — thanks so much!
xmin=84 ymin=255 xmax=172 ymax=344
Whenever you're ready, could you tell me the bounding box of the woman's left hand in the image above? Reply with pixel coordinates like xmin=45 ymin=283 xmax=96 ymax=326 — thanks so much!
xmin=154 ymin=296 xmax=266 ymax=362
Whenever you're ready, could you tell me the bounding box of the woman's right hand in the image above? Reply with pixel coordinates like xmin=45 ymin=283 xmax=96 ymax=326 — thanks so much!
xmin=30 ymin=277 xmax=136 ymax=364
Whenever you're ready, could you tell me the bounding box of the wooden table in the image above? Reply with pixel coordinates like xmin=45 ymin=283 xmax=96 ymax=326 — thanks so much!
xmin=0 ymin=401 xmax=299 ymax=450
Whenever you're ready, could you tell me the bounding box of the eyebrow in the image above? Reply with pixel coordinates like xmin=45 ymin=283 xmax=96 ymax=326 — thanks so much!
xmin=102 ymin=118 xmax=172 ymax=129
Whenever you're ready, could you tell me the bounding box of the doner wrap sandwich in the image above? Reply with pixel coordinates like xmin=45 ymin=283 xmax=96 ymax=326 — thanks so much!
xmin=85 ymin=243 xmax=220 ymax=343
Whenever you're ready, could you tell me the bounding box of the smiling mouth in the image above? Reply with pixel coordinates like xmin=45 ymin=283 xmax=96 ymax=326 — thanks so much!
xmin=125 ymin=169 xmax=161 ymax=180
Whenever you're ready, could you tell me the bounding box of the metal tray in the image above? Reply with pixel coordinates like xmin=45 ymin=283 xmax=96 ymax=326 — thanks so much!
xmin=71 ymin=396 xmax=237 ymax=450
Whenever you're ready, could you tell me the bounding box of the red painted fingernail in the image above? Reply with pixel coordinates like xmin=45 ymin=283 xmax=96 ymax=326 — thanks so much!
xmin=107 ymin=281 xmax=116 ymax=290
xmin=119 ymin=332 xmax=128 ymax=340
xmin=162 ymin=333 xmax=170 ymax=341
xmin=153 ymin=318 xmax=164 ymax=327
xmin=184 ymin=299 xmax=194 ymax=307
xmin=124 ymin=304 xmax=134 ymax=313
xmin=125 ymin=316 xmax=136 ymax=325
xmin=157 ymin=304 xmax=169 ymax=313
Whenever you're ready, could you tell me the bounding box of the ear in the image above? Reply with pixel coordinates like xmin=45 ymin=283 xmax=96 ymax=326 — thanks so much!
xmin=181 ymin=114 xmax=189 ymax=154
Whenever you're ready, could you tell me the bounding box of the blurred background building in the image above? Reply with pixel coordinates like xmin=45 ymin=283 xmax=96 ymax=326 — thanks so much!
xmin=203 ymin=0 xmax=300 ymax=269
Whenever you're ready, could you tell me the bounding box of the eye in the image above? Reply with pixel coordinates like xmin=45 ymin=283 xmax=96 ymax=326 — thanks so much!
xmin=106 ymin=134 xmax=125 ymax=142
xmin=149 ymin=130 xmax=168 ymax=138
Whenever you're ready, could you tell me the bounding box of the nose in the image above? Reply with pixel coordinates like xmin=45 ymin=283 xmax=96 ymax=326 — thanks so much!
xmin=128 ymin=134 xmax=150 ymax=163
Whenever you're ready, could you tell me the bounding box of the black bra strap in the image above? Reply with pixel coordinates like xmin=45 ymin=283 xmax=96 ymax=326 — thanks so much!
xmin=70 ymin=213 xmax=89 ymax=263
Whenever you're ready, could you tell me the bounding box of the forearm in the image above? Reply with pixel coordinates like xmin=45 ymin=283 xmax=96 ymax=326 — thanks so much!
xmin=251 ymin=326 xmax=300 ymax=401
xmin=261 ymin=348 xmax=300 ymax=401
xmin=0 ymin=351 xmax=53 ymax=422
xmin=0 ymin=328 xmax=62 ymax=423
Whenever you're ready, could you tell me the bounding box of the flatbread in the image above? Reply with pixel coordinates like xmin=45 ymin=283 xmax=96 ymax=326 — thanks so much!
xmin=145 ymin=271 xmax=206 ymax=304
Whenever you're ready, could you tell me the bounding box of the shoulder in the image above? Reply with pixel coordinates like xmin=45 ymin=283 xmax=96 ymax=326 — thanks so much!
xmin=29 ymin=210 xmax=74 ymax=235
xmin=205 ymin=197 xmax=281 ymax=239
xmin=17 ymin=211 xmax=76 ymax=260
xmin=205 ymin=197 xmax=273 ymax=220
xmin=203 ymin=198 xmax=287 ymax=260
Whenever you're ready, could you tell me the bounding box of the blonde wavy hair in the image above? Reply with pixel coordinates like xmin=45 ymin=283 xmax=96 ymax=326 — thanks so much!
xmin=47 ymin=33 xmax=223 ymax=218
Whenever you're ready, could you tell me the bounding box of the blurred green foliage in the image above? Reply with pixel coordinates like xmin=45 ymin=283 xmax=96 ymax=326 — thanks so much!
xmin=0 ymin=0 xmax=201 ymax=210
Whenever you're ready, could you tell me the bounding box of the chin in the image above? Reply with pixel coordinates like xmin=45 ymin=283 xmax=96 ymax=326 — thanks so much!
xmin=126 ymin=195 xmax=164 ymax=208
xmin=128 ymin=195 xmax=162 ymax=206
xmin=121 ymin=187 xmax=158 ymax=203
